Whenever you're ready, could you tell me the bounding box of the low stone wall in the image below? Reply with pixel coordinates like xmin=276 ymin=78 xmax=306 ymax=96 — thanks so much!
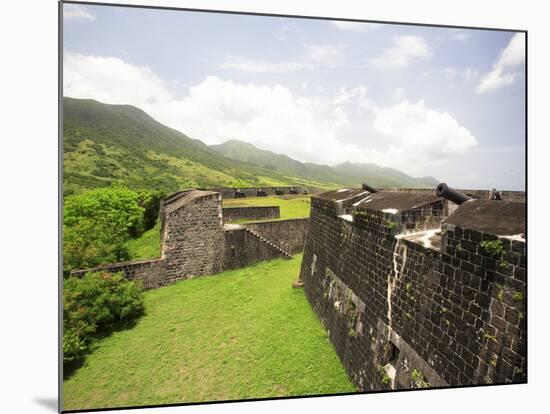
xmin=222 ymin=206 xmax=280 ymax=223
xmin=244 ymin=218 xmax=309 ymax=254
xmin=71 ymin=190 xmax=311 ymax=290
xmin=223 ymin=228 xmax=289 ymax=270
xmin=70 ymin=258 xmax=167 ymax=289
xmin=384 ymin=187 xmax=525 ymax=203
xmin=208 ymin=186 xmax=306 ymax=198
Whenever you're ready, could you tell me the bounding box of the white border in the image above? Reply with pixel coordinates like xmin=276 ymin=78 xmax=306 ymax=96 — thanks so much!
xmin=1 ymin=1 xmax=547 ymax=413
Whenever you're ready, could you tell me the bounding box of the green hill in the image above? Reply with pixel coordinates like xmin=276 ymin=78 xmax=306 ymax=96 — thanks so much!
xmin=63 ymin=98 xmax=438 ymax=196
xmin=332 ymin=161 xmax=439 ymax=188
xmin=211 ymin=140 xmax=438 ymax=189
xmin=63 ymin=98 xmax=330 ymax=195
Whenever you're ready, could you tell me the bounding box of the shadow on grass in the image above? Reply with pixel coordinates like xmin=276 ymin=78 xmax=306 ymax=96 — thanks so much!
xmin=63 ymin=316 xmax=142 ymax=380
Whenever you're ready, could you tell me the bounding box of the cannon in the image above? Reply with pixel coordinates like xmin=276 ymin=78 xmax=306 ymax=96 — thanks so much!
xmin=435 ymin=183 xmax=471 ymax=205
xmin=234 ymin=189 xmax=246 ymax=198
xmin=361 ymin=183 xmax=378 ymax=193
xmin=289 ymin=187 xmax=299 ymax=195
xmin=303 ymin=189 xmax=309 ymax=195
xmin=275 ymin=188 xmax=284 ymax=195
xmin=490 ymin=188 xmax=503 ymax=200
xmin=257 ymin=189 xmax=268 ymax=197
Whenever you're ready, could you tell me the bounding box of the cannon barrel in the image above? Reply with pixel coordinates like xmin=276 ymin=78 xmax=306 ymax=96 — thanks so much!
xmin=362 ymin=183 xmax=378 ymax=193
xmin=435 ymin=183 xmax=471 ymax=205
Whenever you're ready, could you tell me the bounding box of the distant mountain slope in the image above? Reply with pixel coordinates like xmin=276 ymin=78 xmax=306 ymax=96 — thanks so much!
xmin=63 ymin=98 xmax=328 ymax=195
xmin=211 ymin=140 xmax=438 ymax=189
xmin=332 ymin=162 xmax=439 ymax=188
xmin=210 ymin=140 xmax=356 ymax=186
xmin=63 ymin=98 xmax=437 ymax=196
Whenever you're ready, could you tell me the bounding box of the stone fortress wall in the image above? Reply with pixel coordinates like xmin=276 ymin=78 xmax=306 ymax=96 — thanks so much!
xmin=299 ymin=186 xmax=526 ymax=391
xmin=72 ymin=189 xmax=309 ymax=288
xmin=206 ymin=186 xmax=308 ymax=199
xmin=222 ymin=206 xmax=280 ymax=223
xmin=70 ymin=184 xmax=527 ymax=390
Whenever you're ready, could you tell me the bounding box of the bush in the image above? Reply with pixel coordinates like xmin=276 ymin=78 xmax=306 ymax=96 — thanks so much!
xmin=63 ymin=186 xmax=145 ymax=272
xmin=137 ymin=190 xmax=166 ymax=232
xmin=63 ymin=271 xmax=145 ymax=364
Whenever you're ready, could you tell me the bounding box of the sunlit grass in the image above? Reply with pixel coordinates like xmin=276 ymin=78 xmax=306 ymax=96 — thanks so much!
xmin=63 ymin=255 xmax=355 ymax=410
xmin=126 ymin=221 xmax=161 ymax=260
xmin=223 ymin=196 xmax=311 ymax=221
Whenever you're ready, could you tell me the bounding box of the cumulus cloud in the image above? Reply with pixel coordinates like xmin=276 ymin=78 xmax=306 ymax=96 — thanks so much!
xmin=220 ymin=44 xmax=342 ymax=73
xmin=64 ymin=52 xmax=477 ymax=175
xmin=63 ymin=4 xmax=95 ymax=21
xmin=370 ymin=36 xmax=432 ymax=69
xmin=219 ymin=56 xmax=313 ymax=73
xmin=477 ymin=33 xmax=525 ymax=94
xmin=64 ymin=53 xmax=171 ymax=105
xmin=331 ymin=21 xmax=380 ymax=32
xmin=371 ymin=100 xmax=477 ymax=172
xmin=333 ymin=85 xmax=374 ymax=111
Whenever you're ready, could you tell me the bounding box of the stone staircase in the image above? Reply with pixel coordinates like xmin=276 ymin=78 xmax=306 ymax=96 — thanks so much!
xmin=243 ymin=228 xmax=293 ymax=260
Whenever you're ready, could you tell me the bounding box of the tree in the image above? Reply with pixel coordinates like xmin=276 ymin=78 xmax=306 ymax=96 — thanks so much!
xmin=63 ymin=186 xmax=145 ymax=272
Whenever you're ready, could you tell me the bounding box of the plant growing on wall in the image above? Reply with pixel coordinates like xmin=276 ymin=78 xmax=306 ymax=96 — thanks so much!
xmin=411 ymin=368 xmax=430 ymax=388
xmin=378 ymin=366 xmax=392 ymax=386
xmin=480 ymin=239 xmax=504 ymax=257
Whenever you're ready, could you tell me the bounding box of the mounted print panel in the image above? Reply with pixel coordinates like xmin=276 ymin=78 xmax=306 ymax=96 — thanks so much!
xmin=60 ymin=1 xmax=526 ymax=412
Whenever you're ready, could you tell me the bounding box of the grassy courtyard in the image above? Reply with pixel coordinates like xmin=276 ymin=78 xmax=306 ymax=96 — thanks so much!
xmin=63 ymin=255 xmax=355 ymax=410
xmin=127 ymin=196 xmax=312 ymax=261
xmin=222 ymin=195 xmax=311 ymax=221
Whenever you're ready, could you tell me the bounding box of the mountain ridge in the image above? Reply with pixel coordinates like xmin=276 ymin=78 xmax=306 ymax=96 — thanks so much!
xmin=63 ymin=97 xmax=438 ymax=196
xmin=210 ymin=139 xmax=439 ymax=189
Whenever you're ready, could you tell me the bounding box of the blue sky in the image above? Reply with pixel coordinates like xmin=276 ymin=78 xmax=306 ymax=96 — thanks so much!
xmin=63 ymin=3 xmax=526 ymax=190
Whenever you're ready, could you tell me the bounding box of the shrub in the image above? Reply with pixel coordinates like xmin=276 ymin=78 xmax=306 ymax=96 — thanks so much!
xmin=63 ymin=328 xmax=87 ymax=363
xmin=63 ymin=271 xmax=144 ymax=364
xmin=63 ymin=186 xmax=145 ymax=272
xmin=137 ymin=190 xmax=166 ymax=232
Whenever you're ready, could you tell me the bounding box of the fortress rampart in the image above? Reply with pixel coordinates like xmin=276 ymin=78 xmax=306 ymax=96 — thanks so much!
xmin=222 ymin=206 xmax=280 ymax=223
xmin=299 ymin=187 xmax=526 ymax=390
xmin=71 ymin=190 xmax=308 ymax=288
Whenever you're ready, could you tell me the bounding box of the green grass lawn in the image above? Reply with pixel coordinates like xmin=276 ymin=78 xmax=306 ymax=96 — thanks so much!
xmin=63 ymin=255 xmax=355 ymax=410
xmin=126 ymin=221 xmax=161 ymax=260
xmin=222 ymin=196 xmax=311 ymax=222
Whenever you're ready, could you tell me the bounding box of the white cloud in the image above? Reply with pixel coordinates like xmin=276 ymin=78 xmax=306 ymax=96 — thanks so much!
xmin=391 ymin=88 xmax=405 ymax=102
xmin=449 ymin=29 xmax=472 ymax=42
xmin=219 ymin=56 xmax=313 ymax=73
xmin=64 ymin=52 xmax=477 ymax=175
xmin=440 ymin=67 xmax=457 ymax=78
xmin=333 ymin=85 xmax=373 ymax=111
xmin=277 ymin=24 xmax=301 ymax=41
xmin=370 ymin=36 xmax=432 ymax=69
xmin=63 ymin=53 xmax=171 ymax=105
xmin=372 ymin=100 xmax=477 ymax=173
xmin=63 ymin=4 xmax=95 ymax=21
xmin=304 ymin=44 xmax=344 ymax=66
xmin=220 ymin=44 xmax=342 ymax=73
xmin=463 ymin=67 xmax=479 ymax=82
xmin=477 ymin=33 xmax=525 ymax=94
xmin=331 ymin=21 xmax=380 ymax=32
